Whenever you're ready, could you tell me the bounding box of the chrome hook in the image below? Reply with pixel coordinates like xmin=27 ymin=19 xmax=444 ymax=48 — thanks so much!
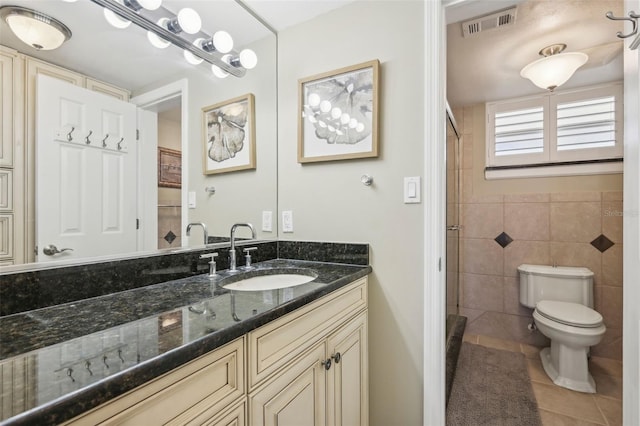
xmin=85 ymin=130 xmax=93 ymax=145
xmin=117 ymin=137 xmax=124 ymax=151
xmin=606 ymin=11 xmax=639 ymax=38
xmin=66 ymin=127 xmax=75 ymax=141
xmin=85 ymin=360 xmax=93 ymax=376
xmin=67 ymin=368 xmax=75 ymax=383
xmin=102 ymin=134 xmax=109 ymax=148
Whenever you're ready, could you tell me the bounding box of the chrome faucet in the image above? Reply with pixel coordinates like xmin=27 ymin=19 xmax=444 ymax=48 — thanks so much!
xmin=186 ymin=222 xmax=208 ymax=246
xmin=229 ymin=223 xmax=256 ymax=271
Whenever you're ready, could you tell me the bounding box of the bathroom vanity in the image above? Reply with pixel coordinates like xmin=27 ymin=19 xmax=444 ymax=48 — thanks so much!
xmin=0 ymin=245 xmax=371 ymax=425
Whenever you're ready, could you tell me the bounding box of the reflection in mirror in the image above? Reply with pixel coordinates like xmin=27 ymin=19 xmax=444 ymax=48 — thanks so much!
xmin=0 ymin=0 xmax=277 ymax=269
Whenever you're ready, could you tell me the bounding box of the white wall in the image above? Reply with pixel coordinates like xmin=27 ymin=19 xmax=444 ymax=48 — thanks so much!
xmin=278 ymin=2 xmax=426 ymax=424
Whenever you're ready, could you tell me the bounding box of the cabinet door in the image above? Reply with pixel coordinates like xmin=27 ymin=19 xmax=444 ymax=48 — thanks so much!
xmin=0 ymin=50 xmax=15 ymax=167
xmin=249 ymin=342 xmax=326 ymax=426
xmin=326 ymin=312 xmax=368 ymax=426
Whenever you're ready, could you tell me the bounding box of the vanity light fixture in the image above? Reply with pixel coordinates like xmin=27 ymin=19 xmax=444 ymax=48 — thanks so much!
xmin=0 ymin=6 xmax=72 ymax=50
xmin=520 ymin=44 xmax=588 ymax=91
xmin=88 ymin=0 xmax=257 ymax=78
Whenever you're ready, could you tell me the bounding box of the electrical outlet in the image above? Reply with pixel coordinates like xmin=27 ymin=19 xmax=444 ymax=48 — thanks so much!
xmin=262 ymin=211 xmax=273 ymax=232
xmin=282 ymin=210 xmax=293 ymax=233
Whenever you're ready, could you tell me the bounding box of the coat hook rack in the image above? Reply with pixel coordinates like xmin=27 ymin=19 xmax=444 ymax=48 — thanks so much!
xmin=606 ymin=10 xmax=640 ymax=50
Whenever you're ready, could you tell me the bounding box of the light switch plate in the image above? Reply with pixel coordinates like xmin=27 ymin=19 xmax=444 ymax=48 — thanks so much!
xmin=262 ymin=211 xmax=273 ymax=232
xmin=188 ymin=191 xmax=196 ymax=208
xmin=282 ymin=210 xmax=293 ymax=233
xmin=404 ymin=177 xmax=421 ymax=203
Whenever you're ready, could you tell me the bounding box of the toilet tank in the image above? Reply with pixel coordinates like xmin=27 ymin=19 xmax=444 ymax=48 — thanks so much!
xmin=518 ymin=264 xmax=594 ymax=309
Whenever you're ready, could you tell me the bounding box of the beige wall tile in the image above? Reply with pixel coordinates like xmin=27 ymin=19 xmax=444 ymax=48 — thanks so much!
xmin=602 ymin=191 xmax=623 ymax=201
xmin=602 ymin=244 xmax=623 ymax=287
xmin=504 ymin=240 xmax=550 ymax=277
xmin=504 ymin=193 xmax=550 ymax=203
xmin=461 ymin=134 xmax=473 ymax=170
xmin=503 ymin=276 xmax=534 ymax=316
xmin=463 ymin=105 xmax=474 ymax=132
xmin=460 ymin=203 xmax=503 ymax=239
xmin=461 ymin=273 xmax=503 ymax=312
xmin=505 ymin=203 xmax=550 ymax=241
xmin=549 ymin=242 xmax=602 ymax=285
xmin=550 ymin=202 xmax=602 ymax=243
xmin=462 ymin=238 xmax=504 ymax=275
xmin=591 ymin=327 xmax=622 ymax=361
xmin=602 ymin=201 xmax=623 ymax=243
xmin=600 ymin=286 xmax=623 ymax=329
xmin=531 ymin=383 xmax=605 ymax=424
xmin=589 ymin=356 xmax=623 ymax=378
xmin=550 ymin=192 xmax=602 ymax=202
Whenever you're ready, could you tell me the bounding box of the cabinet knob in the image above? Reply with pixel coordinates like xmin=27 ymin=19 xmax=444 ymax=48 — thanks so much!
xmin=321 ymin=358 xmax=332 ymax=370
xmin=332 ymin=352 xmax=341 ymax=364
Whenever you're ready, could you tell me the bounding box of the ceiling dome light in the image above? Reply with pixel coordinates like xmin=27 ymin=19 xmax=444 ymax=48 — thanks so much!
xmin=520 ymin=44 xmax=588 ymax=91
xmin=0 ymin=6 xmax=72 ymax=50
xmin=239 ymin=49 xmax=258 ymax=69
xmin=168 ymin=8 xmax=201 ymax=34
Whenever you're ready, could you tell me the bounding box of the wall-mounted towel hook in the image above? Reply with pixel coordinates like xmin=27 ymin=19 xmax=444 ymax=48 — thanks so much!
xmin=102 ymin=134 xmax=109 ymax=148
xmin=85 ymin=130 xmax=93 ymax=145
xmin=606 ymin=10 xmax=639 ymax=38
xmin=117 ymin=137 xmax=124 ymax=151
xmin=66 ymin=127 xmax=75 ymax=141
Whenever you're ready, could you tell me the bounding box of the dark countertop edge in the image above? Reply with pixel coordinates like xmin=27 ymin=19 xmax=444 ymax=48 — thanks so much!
xmin=3 ymin=265 xmax=372 ymax=426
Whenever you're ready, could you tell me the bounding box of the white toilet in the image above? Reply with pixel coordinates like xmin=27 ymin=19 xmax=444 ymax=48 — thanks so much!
xmin=518 ymin=264 xmax=606 ymax=393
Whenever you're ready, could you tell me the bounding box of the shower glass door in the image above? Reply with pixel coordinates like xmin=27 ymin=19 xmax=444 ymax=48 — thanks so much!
xmin=445 ymin=109 xmax=461 ymax=335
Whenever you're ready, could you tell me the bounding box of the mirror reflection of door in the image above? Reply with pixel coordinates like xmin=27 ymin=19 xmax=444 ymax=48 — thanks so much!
xmin=157 ymin=105 xmax=183 ymax=249
xmin=36 ymin=75 xmax=138 ymax=262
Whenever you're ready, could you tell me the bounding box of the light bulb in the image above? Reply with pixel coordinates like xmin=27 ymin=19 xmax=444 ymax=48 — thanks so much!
xmin=213 ymin=31 xmax=233 ymax=54
xmin=211 ymin=64 xmax=229 ymax=79
xmin=177 ymin=8 xmax=201 ymax=34
xmin=137 ymin=0 xmax=161 ymax=10
xmin=184 ymin=38 xmax=204 ymax=65
xmin=148 ymin=18 xmax=170 ymax=48
xmin=104 ymin=8 xmax=131 ymax=29
xmin=239 ymin=49 xmax=257 ymax=69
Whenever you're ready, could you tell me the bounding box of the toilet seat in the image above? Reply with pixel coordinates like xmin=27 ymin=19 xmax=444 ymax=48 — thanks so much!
xmin=536 ymin=300 xmax=603 ymax=328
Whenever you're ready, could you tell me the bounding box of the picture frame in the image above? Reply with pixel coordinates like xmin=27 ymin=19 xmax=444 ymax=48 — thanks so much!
xmin=202 ymin=93 xmax=256 ymax=175
xmin=298 ymin=59 xmax=379 ymax=163
xmin=158 ymin=147 xmax=182 ymax=188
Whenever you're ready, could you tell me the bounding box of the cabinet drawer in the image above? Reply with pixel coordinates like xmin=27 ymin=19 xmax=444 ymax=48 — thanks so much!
xmin=248 ymin=278 xmax=367 ymax=389
xmin=66 ymin=337 xmax=244 ymax=426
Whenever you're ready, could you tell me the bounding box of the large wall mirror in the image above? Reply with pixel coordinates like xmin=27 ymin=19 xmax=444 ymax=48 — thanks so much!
xmin=0 ymin=0 xmax=277 ymax=269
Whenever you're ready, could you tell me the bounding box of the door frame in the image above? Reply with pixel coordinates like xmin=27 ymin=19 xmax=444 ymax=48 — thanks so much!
xmin=130 ymin=79 xmax=189 ymax=250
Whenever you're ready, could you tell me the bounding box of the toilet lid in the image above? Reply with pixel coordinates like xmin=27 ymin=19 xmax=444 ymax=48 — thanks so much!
xmin=536 ymin=300 xmax=603 ymax=328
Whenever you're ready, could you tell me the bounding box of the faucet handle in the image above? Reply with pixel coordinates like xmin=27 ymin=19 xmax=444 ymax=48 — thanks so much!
xmin=243 ymin=247 xmax=258 ymax=269
xmin=199 ymin=252 xmax=218 ymax=276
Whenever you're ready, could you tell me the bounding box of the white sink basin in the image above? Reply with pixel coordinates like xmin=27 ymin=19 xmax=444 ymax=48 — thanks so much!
xmin=222 ymin=273 xmax=316 ymax=291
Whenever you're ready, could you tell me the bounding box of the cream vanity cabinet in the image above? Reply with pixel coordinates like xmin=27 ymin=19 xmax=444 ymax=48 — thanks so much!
xmin=248 ymin=277 xmax=368 ymax=426
xmin=64 ymin=337 xmax=246 ymax=426
xmin=62 ymin=276 xmax=368 ymax=426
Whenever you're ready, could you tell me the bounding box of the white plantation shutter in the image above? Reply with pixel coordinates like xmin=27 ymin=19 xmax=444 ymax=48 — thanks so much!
xmin=487 ymin=83 xmax=623 ymax=170
xmin=495 ymin=106 xmax=544 ymax=156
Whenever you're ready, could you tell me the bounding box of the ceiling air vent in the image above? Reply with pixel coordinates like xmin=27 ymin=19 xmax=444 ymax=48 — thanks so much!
xmin=462 ymin=7 xmax=517 ymax=38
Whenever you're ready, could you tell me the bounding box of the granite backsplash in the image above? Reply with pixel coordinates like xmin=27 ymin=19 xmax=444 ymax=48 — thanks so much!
xmin=0 ymin=241 xmax=368 ymax=316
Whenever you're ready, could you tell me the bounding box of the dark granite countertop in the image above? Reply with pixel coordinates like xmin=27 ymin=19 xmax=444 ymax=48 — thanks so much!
xmin=0 ymin=259 xmax=371 ymax=425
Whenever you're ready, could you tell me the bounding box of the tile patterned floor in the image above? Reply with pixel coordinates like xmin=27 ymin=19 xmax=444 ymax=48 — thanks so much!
xmin=462 ymin=333 xmax=623 ymax=426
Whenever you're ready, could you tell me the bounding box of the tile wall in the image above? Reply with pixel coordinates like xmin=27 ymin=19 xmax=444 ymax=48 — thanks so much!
xmin=452 ymin=106 xmax=624 ymax=360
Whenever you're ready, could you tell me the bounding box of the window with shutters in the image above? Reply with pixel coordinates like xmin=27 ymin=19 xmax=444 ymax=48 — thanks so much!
xmin=486 ymin=83 xmax=623 ymax=178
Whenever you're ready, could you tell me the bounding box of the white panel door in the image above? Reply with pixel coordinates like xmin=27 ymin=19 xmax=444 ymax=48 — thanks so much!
xmin=36 ymin=74 xmax=137 ymax=262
